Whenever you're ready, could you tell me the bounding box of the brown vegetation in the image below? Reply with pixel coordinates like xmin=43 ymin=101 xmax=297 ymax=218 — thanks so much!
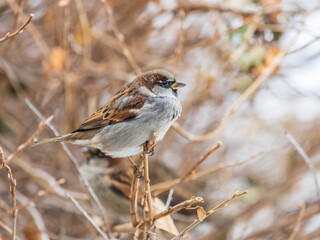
xmin=1 ymin=0 xmax=320 ymax=239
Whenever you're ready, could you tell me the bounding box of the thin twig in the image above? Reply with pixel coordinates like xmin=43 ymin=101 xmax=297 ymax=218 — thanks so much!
xmin=24 ymin=98 xmax=112 ymax=236
xmin=17 ymin=179 xmax=65 ymax=211
xmin=101 ymin=0 xmax=142 ymax=75
xmin=154 ymin=197 xmax=204 ymax=221
xmin=171 ymin=191 xmax=247 ymax=240
xmin=0 ymin=220 xmax=19 ymax=240
xmin=0 ymin=14 xmax=34 ymax=43
xmin=4 ymin=115 xmax=53 ymax=165
xmin=143 ymin=37 xmax=213 ymax=71
xmin=0 ymin=0 xmax=24 ymax=51
xmin=285 ymin=131 xmax=320 ymax=202
xmin=181 ymin=141 xmax=223 ymax=182
xmin=143 ymin=133 xmax=158 ymax=224
xmin=288 ymin=36 xmax=320 ymax=55
xmin=0 ymin=147 xmax=18 ymax=240
xmin=112 ymin=223 xmax=134 ymax=233
xmin=130 ymin=156 xmax=144 ymax=228
xmin=5 ymin=0 xmax=50 ymax=57
xmin=144 ymin=153 xmax=153 ymax=222
xmin=75 ymin=0 xmax=91 ymax=65
xmin=13 ymin=0 xmax=24 ymax=29
xmin=152 ymin=150 xmax=264 ymax=195
xmin=1 ymin=145 xmax=87 ymax=200
xmin=67 ymin=192 xmax=110 ymax=240
xmin=142 ymin=195 xmax=148 ymax=240
xmin=176 ymin=2 xmax=299 ymax=15
xmin=16 ymin=191 xmax=50 ymax=240
xmin=190 ymin=150 xmax=266 ymax=180
xmin=245 ymin=201 xmax=318 ymax=240
xmin=288 ymin=202 xmax=306 ymax=240
xmin=165 ymin=188 xmax=175 ymax=209
xmin=152 ymin=141 xmax=223 ymax=196
xmin=174 ymin=9 xmax=185 ymax=75
xmin=172 ymin=37 xmax=297 ymax=142
xmin=0 ymin=178 xmax=65 ymax=219
xmin=129 ymin=133 xmax=157 ymax=232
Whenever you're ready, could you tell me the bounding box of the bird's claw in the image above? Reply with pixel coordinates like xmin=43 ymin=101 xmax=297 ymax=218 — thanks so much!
xmin=146 ymin=150 xmax=154 ymax=156
xmin=143 ymin=133 xmax=158 ymax=155
xmin=134 ymin=168 xmax=144 ymax=178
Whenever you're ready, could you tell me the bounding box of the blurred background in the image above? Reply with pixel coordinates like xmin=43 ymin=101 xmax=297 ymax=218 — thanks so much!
xmin=1 ymin=0 xmax=320 ymax=239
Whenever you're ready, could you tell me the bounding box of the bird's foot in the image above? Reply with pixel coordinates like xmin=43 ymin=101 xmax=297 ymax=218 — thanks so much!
xmin=134 ymin=168 xmax=144 ymax=178
xmin=127 ymin=157 xmax=143 ymax=178
xmin=143 ymin=133 xmax=158 ymax=156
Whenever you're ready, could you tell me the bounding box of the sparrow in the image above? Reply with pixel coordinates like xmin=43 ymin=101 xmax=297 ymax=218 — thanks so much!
xmin=80 ymin=148 xmax=196 ymax=224
xmin=34 ymin=69 xmax=186 ymax=158
xmin=80 ymin=148 xmax=135 ymax=223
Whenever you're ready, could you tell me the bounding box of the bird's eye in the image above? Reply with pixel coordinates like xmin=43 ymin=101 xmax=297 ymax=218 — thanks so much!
xmin=161 ymin=81 xmax=171 ymax=88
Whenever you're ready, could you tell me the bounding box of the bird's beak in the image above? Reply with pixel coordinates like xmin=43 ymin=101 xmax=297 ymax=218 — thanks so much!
xmin=171 ymin=82 xmax=186 ymax=90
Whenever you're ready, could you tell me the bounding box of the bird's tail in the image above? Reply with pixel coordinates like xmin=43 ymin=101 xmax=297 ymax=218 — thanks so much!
xmin=32 ymin=133 xmax=73 ymax=146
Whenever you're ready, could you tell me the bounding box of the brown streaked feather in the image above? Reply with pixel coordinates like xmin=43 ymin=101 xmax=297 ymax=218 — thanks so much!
xmin=73 ymin=83 xmax=146 ymax=132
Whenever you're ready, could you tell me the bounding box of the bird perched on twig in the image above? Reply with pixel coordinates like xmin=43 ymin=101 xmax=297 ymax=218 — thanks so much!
xmin=34 ymin=69 xmax=186 ymax=158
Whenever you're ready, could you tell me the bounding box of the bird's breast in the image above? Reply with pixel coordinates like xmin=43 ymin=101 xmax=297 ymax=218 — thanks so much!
xmin=140 ymin=96 xmax=182 ymax=140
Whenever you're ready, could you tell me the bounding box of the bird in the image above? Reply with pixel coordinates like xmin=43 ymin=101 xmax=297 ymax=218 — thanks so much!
xmin=80 ymin=148 xmax=195 ymax=227
xmin=79 ymin=148 xmax=135 ymax=223
xmin=34 ymin=69 xmax=186 ymax=158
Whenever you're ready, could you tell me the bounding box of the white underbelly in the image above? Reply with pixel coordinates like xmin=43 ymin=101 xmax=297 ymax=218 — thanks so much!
xmin=104 ymin=146 xmax=143 ymax=158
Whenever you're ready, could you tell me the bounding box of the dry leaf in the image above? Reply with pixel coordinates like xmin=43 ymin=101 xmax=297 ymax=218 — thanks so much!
xmin=265 ymin=45 xmax=280 ymax=67
xmin=74 ymin=23 xmax=92 ymax=46
xmin=43 ymin=47 xmax=66 ymax=74
xmin=152 ymin=197 xmax=179 ymax=235
xmin=251 ymin=45 xmax=280 ymax=76
xmin=196 ymin=206 xmax=207 ymax=221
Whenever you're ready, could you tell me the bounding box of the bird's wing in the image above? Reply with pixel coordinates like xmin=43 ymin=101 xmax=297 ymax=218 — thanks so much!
xmin=73 ymin=84 xmax=146 ymax=132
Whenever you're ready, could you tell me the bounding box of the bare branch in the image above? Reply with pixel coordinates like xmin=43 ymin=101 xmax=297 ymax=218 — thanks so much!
xmin=130 ymin=156 xmax=144 ymax=228
xmin=176 ymin=2 xmax=299 ymax=15
xmin=0 ymin=220 xmax=19 ymax=240
xmin=16 ymin=191 xmax=50 ymax=240
xmin=67 ymin=192 xmax=110 ymax=240
xmin=174 ymin=8 xmax=185 ymax=75
xmin=152 ymin=141 xmax=223 ymax=196
xmin=181 ymin=141 xmax=223 ymax=182
xmin=165 ymin=188 xmax=175 ymax=209
xmin=112 ymin=223 xmax=134 ymax=233
xmin=24 ymin=98 xmax=112 ymax=234
xmin=4 ymin=115 xmax=53 ymax=165
xmin=171 ymin=191 xmax=247 ymax=240
xmin=285 ymin=131 xmax=320 ymax=202
xmin=5 ymin=0 xmax=50 ymax=57
xmin=0 ymin=147 xmax=18 ymax=240
xmin=172 ymin=37 xmax=297 ymax=142
xmin=288 ymin=202 xmax=306 ymax=240
xmin=154 ymin=197 xmax=204 ymax=221
xmin=75 ymin=0 xmax=91 ymax=65
xmin=0 ymin=178 xmax=65 ymax=219
xmin=143 ymin=133 xmax=157 ymax=224
xmin=101 ymin=0 xmax=141 ymax=75
xmin=0 ymin=14 xmax=34 ymax=43
xmin=289 ymin=36 xmax=320 ymax=55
